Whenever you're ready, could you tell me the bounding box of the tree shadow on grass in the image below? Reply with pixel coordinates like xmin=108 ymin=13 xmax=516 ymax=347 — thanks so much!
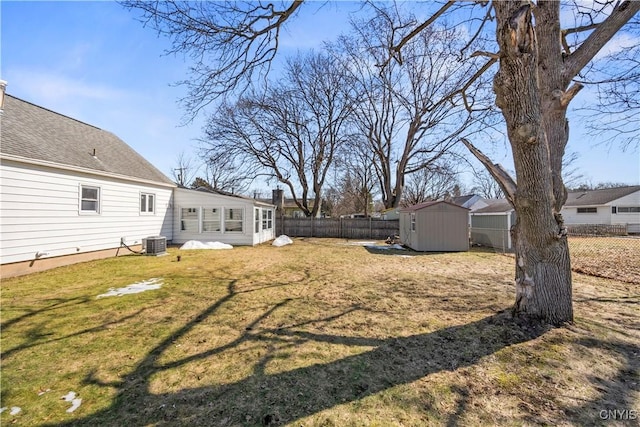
xmin=562 ymin=337 xmax=640 ymax=426
xmin=49 ymin=282 xmax=550 ymax=427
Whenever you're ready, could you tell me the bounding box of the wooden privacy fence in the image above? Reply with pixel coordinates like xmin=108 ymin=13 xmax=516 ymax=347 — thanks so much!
xmin=280 ymin=217 xmax=400 ymax=240
xmin=566 ymin=224 xmax=629 ymax=236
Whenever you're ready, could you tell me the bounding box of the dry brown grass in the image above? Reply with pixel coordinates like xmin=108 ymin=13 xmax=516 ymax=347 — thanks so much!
xmin=569 ymin=236 xmax=640 ymax=284
xmin=1 ymin=238 xmax=638 ymax=426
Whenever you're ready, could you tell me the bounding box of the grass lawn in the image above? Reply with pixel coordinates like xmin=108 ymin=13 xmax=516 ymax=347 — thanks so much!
xmin=1 ymin=238 xmax=638 ymax=426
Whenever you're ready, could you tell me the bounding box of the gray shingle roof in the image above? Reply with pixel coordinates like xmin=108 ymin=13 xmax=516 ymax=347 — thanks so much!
xmin=1 ymin=94 xmax=174 ymax=185
xmin=565 ymin=186 xmax=640 ymax=206
xmin=400 ymin=200 xmax=469 ymax=212
xmin=449 ymin=194 xmax=474 ymax=206
xmin=472 ymin=199 xmax=514 ymax=214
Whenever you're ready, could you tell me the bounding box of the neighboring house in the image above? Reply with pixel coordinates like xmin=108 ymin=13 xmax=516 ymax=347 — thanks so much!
xmin=399 ymin=201 xmax=469 ymax=252
xmin=449 ymin=194 xmax=489 ymax=212
xmin=380 ymin=207 xmax=400 ymax=220
xmin=173 ymin=187 xmax=275 ymax=246
xmin=561 ymin=186 xmax=640 ymax=233
xmin=469 ymin=199 xmax=516 ymax=252
xmin=258 ymin=192 xmax=321 ymax=218
xmin=0 ymin=94 xmax=275 ymax=277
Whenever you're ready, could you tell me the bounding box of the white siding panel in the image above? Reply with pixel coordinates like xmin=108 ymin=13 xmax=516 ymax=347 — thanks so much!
xmin=561 ymin=206 xmax=611 ymax=225
xmin=610 ymin=190 xmax=640 ymax=226
xmin=0 ymin=160 xmax=174 ymax=264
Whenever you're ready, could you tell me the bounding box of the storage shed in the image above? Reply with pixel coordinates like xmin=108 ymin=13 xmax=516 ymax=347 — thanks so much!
xmin=399 ymin=201 xmax=469 ymax=252
xmin=469 ymin=199 xmax=515 ymax=252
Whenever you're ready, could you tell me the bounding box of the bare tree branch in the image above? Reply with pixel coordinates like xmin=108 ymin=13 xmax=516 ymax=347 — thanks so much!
xmin=563 ymin=0 xmax=640 ymax=85
xmin=460 ymin=138 xmax=516 ymax=204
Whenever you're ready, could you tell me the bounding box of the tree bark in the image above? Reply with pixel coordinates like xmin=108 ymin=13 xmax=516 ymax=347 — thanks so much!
xmin=493 ymin=2 xmax=573 ymax=324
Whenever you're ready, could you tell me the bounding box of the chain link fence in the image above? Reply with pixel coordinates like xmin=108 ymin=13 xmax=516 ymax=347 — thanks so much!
xmin=568 ymin=235 xmax=640 ymax=284
xmin=471 ymin=225 xmax=640 ymax=284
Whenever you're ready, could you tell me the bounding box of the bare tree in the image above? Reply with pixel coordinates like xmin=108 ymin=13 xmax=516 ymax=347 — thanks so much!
xmin=171 ymin=151 xmax=198 ymax=187
xmin=200 ymin=145 xmax=252 ymax=194
xmin=328 ymin=140 xmax=378 ymax=217
xmin=471 ymin=168 xmax=505 ymax=200
xmin=125 ymin=0 xmax=640 ymax=324
xmin=121 ymin=1 xmax=304 ymax=118
xmin=457 ymin=1 xmax=640 ymax=323
xmin=203 ymin=51 xmax=354 ymax=217
xmin=402 ymin=163 xmax=460 ymax=206
xmin=329 ymin=9 xmax=494 ymax=209
xmin=575 ymin=16 xmax=640 ymax=151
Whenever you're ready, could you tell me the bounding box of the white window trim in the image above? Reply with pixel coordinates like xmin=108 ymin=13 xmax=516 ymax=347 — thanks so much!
xmin=224 ymin=207 xmax=244 ymax=233
xmin=262 ymin=209 xmax=273 ymax=230
xmin=140 ymin=192 xmax=156 ymax=215
xmin=202 ymin=207 xmax=222 ymax=233
xmin=79 ymin=184 xmax=101 ymax=215
xmin=180 ymin=207 xmax=200 ymax=233
xmin=617 ymin=206 xmax=640 ymax=213
xmin=410 ymin=212 xmax=416 ymax=232
xmin=577 ymin=207 xmax=598 ymax=214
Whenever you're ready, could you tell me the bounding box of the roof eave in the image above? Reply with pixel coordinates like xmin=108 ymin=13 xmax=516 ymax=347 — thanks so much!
xmin=1 ymin=153 xmax=176 ymax=188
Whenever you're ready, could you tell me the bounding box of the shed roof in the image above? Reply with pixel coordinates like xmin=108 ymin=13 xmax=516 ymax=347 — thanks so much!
xmin=472 ymin=199 xmax=514 ymax=214
xmin=400 ymin=200 xmax=469 ymax=212
xmin=565 ymin=186 xmax=640 ymax=206
xmin=0 ymin=94 xmax=174 ymax=186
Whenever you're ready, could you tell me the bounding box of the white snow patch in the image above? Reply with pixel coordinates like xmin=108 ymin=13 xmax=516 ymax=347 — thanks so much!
xmin=61 ymin=392 xmax=77 ymax=402
xmin=342 ymin=241 xmax=377 ymax=246
xmin=180 ymin=240 xmax=233 ymax=250
xmin=97 ymin=278 xmax=163 ymax=298
xmin=6 ymin=407 xmax=21 ymax=415
xmin=61 ymin=391 xmax=81 ymax=413
xmin=272 ymin=235 xmax=293 ymax=247
xmin=67 ymin=399 xmax=82 ymax=413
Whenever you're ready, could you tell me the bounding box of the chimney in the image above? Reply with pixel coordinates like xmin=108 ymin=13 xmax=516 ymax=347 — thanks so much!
xmin=272 ymin=188 xmax=284 ymax=210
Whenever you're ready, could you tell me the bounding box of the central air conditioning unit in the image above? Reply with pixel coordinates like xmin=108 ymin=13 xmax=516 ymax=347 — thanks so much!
xmin=143 ymin=236 xmax=167 ymax=256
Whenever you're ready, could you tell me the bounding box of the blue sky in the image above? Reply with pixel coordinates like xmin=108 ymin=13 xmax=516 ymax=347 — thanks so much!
xmin=1 ymin=1 xmax=638 ymax=191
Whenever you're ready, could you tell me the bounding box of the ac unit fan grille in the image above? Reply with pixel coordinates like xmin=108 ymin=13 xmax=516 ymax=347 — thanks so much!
xmin=143 ymin=236 xmax=167 ymax=255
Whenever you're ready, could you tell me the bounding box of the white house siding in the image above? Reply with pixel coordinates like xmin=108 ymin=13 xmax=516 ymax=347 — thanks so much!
xmin=561 ymin=206 xmax=611 ymax=225
xmin=610 ymin=191 xmax=640 ymax=228
xmin=0 ymin=160 xmax=174 ymax=264
xmin=172 ymin=188 xmax=275 ymax=246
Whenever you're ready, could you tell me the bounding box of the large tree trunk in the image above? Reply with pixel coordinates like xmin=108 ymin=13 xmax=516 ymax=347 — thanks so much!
xmin=493 ymin=2 xmax=573 ymax=324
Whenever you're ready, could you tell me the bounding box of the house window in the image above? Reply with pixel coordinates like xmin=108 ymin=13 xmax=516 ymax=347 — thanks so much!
xmin=255 ymin=208 xmax=260 ymax=233
xmin=202 ymin=208 xmax=221 ymax=232
xmin=577 ymin=207 xmax=597 ymax=213
xmin=612 ymin=206 xmax=617 ymax=214
xmin=225 ymin=208 xmax=244 ymax=232
xmin=140 ymin=193 xmax=155 ymax=214
xmin=181 ymin=208 xmax=199 ymax=232
xmin=618 ymin=207 xmax=640 ymax=213
xmin=80 ymin=185 xmax=100 ymax=213
xmin=410 ymin=212 xmax=416 ymax=232
xmin=263 ymin=209 xmax=273 ymax=230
